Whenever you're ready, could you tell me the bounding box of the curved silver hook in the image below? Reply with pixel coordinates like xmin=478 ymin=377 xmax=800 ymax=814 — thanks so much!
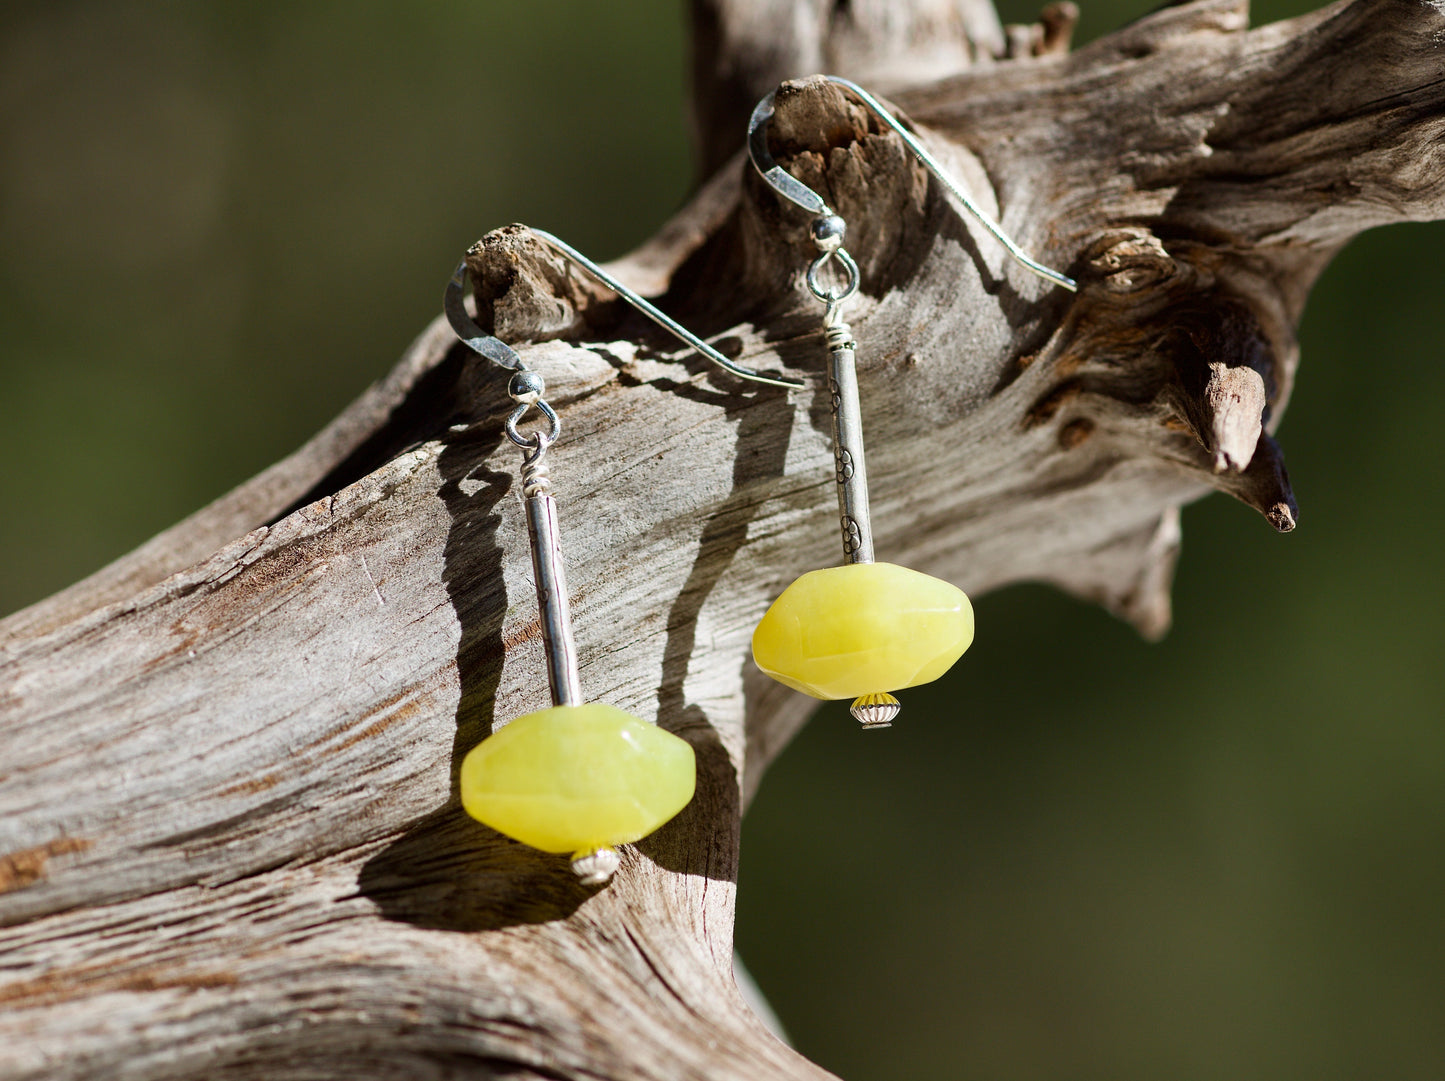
xmin=747 ymin=77 xmax=1077 ymax=293
xmin=747 ymin=93 xmax=831 ymax=217
xmin=527 ymin=229 xmax=802 ymax=390
xmin=444 ymin=259 xmax=527 ymax=370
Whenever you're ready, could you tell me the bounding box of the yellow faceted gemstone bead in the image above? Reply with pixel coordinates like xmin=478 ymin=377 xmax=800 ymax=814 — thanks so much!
xmin=460 ymin=703 xmax=696 ymax=858
xmin=751 ymin=562 xmax=974 ymax=700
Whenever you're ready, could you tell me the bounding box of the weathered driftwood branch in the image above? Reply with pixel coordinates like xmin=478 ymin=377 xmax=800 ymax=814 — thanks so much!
xmin=3 ymin=1 xmax=1443 ymax=1077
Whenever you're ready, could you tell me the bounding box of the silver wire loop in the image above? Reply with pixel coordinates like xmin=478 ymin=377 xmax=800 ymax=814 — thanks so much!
xmin=806 ymin=248 xmax=861 ymax=306
xmin=506 ymin=397 xmax=561 ymax=450
xmin=747 ymin=77 xmax=1078 ymax=294
xmin=519 ymin=431 xmax=554 ymax=497
xmin=527 ymin=229 xmax=803 ymax=390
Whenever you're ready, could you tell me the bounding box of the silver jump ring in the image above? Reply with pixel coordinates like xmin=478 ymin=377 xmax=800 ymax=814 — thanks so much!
xmin=506 ymin=399 xmax=561 ymax=449
xmin=806 ymin=248 xmax=860 ymax=306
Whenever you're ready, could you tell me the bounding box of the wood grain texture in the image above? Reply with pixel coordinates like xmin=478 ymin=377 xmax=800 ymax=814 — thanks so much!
xmin=4 ymin=1 xmax=1444 ymax=1077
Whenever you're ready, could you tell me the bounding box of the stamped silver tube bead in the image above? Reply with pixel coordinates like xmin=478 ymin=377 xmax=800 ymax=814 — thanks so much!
xmin=826 ymin=318 xmax=875 ymax=565
xmin=520 ymin=444 xmax=583 ymax=709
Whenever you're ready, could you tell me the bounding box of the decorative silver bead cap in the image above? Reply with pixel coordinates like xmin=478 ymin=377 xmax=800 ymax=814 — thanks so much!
xmin=571 ymin=847 xmax=620 ymax=886
xmin=850 ymin=692 xmax=900 ymax=729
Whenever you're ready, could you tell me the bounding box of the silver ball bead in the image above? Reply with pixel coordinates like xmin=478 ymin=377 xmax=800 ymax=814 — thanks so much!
xmin=811 ymin=214 xmax=847 ymax=252
xmin=508 ymin=369 xmax=546 ymax=404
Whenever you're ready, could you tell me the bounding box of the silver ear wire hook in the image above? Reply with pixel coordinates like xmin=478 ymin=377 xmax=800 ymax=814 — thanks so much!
xmin=526 ymin=229 xmax=802 ymax=390
xmin=445 ymin=237 xmax=802 ymax=391
xmin=747 ymin=77 xmax=1078 ymax=294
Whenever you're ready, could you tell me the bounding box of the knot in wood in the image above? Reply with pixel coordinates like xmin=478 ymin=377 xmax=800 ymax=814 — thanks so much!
xmin=1084 ymin=229 xmax=1184 ymax=296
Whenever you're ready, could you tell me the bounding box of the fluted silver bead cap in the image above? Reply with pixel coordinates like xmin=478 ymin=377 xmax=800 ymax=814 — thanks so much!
xmin=850 ymin=692 xmax=900 ymax=729
xmin=571 ymin=847 xmax=620 ymax=886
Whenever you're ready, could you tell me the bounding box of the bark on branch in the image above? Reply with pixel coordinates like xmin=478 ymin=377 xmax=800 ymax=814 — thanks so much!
xmin=3 ymin=1 xmax=1442 ymax=1077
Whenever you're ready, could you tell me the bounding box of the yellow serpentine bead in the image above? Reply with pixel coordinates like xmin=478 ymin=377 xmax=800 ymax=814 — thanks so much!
xmin=751 ymin=562 xmax=974 ymax=700
xmin=460 ymin=703 xmax=696 ymax=858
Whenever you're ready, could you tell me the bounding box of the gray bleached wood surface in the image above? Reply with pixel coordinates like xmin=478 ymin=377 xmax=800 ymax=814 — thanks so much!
xmin=3 ymin=1 xmax=1445 ymax=1077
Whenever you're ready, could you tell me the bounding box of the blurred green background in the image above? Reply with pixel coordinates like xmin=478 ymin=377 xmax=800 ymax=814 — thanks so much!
xmin=2 ymin=2 xmax=1440 ymax=1078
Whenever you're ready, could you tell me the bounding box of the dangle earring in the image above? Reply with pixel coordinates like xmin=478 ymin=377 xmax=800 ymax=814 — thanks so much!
xmin=746 ymin=77 xmax=1077 ymax=729
xmin=444 ymin=229 xmax=799 ymax=885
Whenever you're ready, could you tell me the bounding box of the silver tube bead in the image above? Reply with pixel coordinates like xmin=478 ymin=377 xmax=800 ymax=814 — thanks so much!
xmin=826 ymin=321 xmax=875 ymax=565
xmin=522 ymin=453 xmax=583 ymax=708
